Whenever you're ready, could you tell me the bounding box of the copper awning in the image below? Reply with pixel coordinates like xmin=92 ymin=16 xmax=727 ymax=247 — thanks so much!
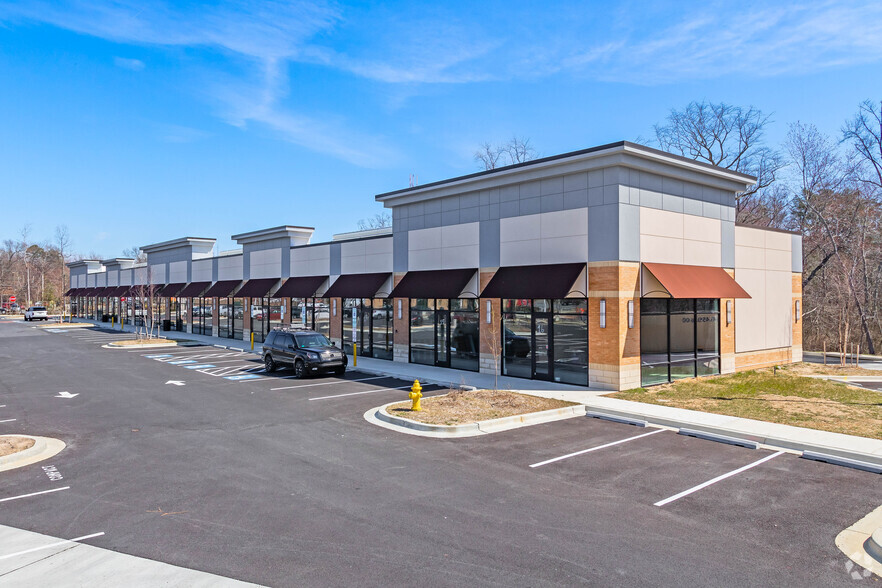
xmin=641 ymin=262 xmax=751 ymax=299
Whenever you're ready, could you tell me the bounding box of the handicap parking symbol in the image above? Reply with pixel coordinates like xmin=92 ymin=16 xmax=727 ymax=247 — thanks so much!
xmin=224 ymin=374 xmax=260 ymax=381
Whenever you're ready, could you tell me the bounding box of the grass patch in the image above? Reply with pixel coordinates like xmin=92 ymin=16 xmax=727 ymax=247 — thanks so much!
xmin=610 ymin=366 xmax=882 ymax=439
xmin=110 ymin=338 xmax=174 ymax=346
xmin=386 ymin=389 xmax=575 ymax=426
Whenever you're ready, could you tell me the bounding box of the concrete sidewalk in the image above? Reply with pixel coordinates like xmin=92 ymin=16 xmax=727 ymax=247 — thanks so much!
xmin=65 ymin=318 xmax=264 ymax=354
xmin=0 ymin=524 xmax=261 ymax=587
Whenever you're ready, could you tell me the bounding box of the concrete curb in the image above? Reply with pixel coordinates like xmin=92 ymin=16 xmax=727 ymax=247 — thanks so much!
xmin=37 ymin=322 xmax=93 ymax=329
xmin=583 ymin=397 xmax=882 ymax=468
xmin=867 ymin=528 xmax=882 ymax=565
xmin=0 ymin=435 xmax=66 ymax=473
xmin=803 ymin=375 xmax=882 ymax=383
xmin=367 ymin=400 xmax=587 ymax=438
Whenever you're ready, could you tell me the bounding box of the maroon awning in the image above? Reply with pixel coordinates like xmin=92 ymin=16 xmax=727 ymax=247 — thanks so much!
xmin=178 ymin=282 xmax=212 ymax=298
xmin=642 ymin=263 xmax=751 ymax=299
xmin=235 ymin=278 xmax=279 ymax=299
xmin=481 ymin=263 xmax=585 ymax=299
xmin=106 ymin=286 xmax=128 ymax=297
xmin=323 ymin=273 xmax=390 ymax=298
xmin=64 ymin=288 xmax=76 ymax=296
xmin=202 ymin=280 xmax=242 ymax=298
xmin=389 ymin=269 xmax=477 ymax=299
xmin=275 ymin=276 xmax=327 ymax=298
xmin=158 ymin=283 xmax=187 ymax=297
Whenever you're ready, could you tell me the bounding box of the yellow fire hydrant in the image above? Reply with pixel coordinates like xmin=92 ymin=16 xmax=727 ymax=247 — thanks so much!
xmin=409 ymin=379 xmax=422 ymax=411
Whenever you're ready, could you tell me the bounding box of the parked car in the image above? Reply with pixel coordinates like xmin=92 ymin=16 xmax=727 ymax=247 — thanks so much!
xmin=262 ymin=327 xmax=347 ymax=378
xmin=24 ymin=306 xmax=49 ymax=321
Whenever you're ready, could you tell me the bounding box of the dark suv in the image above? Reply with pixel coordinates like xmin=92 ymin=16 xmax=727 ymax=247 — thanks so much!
xmin=262 ymin=327 xmax=347 ymax=378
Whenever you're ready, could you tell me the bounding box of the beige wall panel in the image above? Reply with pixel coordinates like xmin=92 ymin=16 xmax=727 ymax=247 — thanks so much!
xmin=540 ymin=235 xmax=589 ymax=264
xmin=500 ymin=214 xmax=541 ymax=242
xmin=540 ymin=208 xmax=588 ymax=237
xmin=217 ymin=255 xmax=243 ymax=280
xmin=735 ymin=268 xmax=767 ymax=352
xmin=639 ymin=235 xmax=685 ymax=264
xmin=765 ymin=230 xmax=792 ymax=251
xmin=683 ymin=215 xmax=721 ymax=243
xmin=765 ymin=248 xmax=792 ymax=272
xmin=683 ymin=241 xmax=721 ymax=266
xmin=735 ymin=245 xmax=765 ymax=270
xmin=441 ymin=222 xmax=480 ymax=247
xmin=441 ymin=245 xmax=479 ymax=269
xmin=500 ymin=239 xmax=542 ymax=266
xmin=409 ymin=248 xmax=443 ymax=271
xmin=735 ymin=226 xmax=765 ymax=247
xmin=408 ymin=227 xmax=442 ymax=250
xmin=764 ymin=270 xmax=793 ymax=349
xmin=249 ymin=249 xmax=281 ymax=279
xmin=290 ymin=245 xmax=329 ymax=277
xmin=192 ymin=259 xmax=212 ymax=282
xmin=640 ymin=207 xmax=684 ymax=239
xmin=169 ymin=260 xmax=188 ymax=283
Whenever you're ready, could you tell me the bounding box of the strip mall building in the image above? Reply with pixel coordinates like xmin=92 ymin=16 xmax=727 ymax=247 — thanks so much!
xmin=66 ymin=142 xmax=803 ymax=390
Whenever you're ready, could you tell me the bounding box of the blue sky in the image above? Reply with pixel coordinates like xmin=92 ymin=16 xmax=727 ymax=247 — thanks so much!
xmin=1 ymin=0 xmax=881 ymax=257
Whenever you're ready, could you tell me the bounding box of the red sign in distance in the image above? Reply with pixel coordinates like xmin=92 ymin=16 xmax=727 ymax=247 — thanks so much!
xmin=9 ymin=296 xmax=15 ymax=303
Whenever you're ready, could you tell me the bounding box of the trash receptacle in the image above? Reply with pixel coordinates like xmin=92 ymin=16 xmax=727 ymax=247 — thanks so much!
xmin=162 ymin=319 xmax=171 ymax=331
xmin=175 ymin=319 xmax=183 ymax=331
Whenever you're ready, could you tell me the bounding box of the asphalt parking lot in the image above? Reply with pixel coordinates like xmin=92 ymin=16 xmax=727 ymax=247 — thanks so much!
xmin=0 ymin=319 xmax=880 ymax=586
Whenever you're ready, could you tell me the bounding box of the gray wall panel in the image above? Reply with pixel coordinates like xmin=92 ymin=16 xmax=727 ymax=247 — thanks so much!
xmin=329 ymin=243 xmax=342 ymax=275
xmin=588 ymin=204 xmax=618 ymax=261
xmin=791 ymin=234 xmax=803 ymax=273
xmin=393 ymin=231 xmax=408 ymax=272
xmin=721 ymin=220 xmax=735 ymax=268
xmin=479 ymin=219 xmax=500 ymax=268
xmin=618 ymin=204 xmax=640 ymax=262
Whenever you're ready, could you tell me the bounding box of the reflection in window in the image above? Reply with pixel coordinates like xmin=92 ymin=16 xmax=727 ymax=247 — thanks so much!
xmin=639 ymin=299 xmax=720 ymax=386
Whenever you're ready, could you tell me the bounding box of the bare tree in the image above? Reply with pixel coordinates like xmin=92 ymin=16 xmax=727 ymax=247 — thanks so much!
xmin=356 ymin=213 xmax=392 ymax=231
xmin=474 ymin=136 xmax=538 ymax=170
xmin=122 ymin=246 xmax=147 ymax=263
xmin=842 ymin=99 xmax=882 ymax=195
xmin=55 ymin=225 xmax=71 ymax=318
xmin=653 ymin=101 xmax=785 ymax=222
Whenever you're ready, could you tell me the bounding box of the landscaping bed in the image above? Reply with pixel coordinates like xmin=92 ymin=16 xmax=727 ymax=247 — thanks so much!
xmin=0 ymin=436 xmax=35 ymax=458
xmin=385 ymin=389 xmax=576 ymax=426
xmin=611 ymin=367 xmax=882 ymax=439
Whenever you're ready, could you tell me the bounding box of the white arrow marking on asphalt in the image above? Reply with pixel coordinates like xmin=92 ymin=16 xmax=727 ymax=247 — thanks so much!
xmin=55 ymin=391 xmax=79 ymax=399
xmin=165 ymin=380 xmax=185 ymax=386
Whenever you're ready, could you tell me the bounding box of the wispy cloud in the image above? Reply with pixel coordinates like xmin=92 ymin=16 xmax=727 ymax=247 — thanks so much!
xmin=153 ymin=123 xmax=210 ymax=144
xmin=113 ymin=56 xmax=144 ymax=71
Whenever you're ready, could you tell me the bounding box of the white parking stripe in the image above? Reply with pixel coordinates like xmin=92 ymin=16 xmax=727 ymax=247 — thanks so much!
xmin=270 ymin=376 xmax=388 ymax=391
xmin=0 ymin=532 xmax=105 ymax=560
xmin=0 ymin=419 xmax=17 ymax=424
xmin=654 ymin=451 xmax=785 ymax=507
xmin=309 ymin=385 xmax=411 ymax=401
xmin=0 ymin=486 xmax=70 ymax=503
xmin=529 ymin=429 xmax=666 ymax=468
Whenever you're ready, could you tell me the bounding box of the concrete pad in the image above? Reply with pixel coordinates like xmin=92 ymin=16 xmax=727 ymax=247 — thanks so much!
xmin=0 ymin=525 xmax=262 ymax=586
xmin=0 ymin=435 xmax=65 ymax=473
xmin=836 ymin=505 xmax=882 ymax=578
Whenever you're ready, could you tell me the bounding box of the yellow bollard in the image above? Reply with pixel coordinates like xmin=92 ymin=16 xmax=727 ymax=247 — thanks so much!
xmin=409 ymin=379 xmax=422 ymax=411
xmin=251 ymin=332 xmax=254 ymax=351
xmin=111 ymin=316 xmax=114 ymax=328
xmin=353 ymin=343 xmax=357 ymax=367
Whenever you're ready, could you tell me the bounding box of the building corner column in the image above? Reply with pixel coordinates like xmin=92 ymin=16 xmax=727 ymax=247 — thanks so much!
xmin=587 ymin=261 xmax=640 ymax=391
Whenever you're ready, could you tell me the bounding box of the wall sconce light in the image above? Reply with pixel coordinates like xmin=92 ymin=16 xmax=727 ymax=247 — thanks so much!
xmin=332 ymin=299 xmax=337 ymax=316
xmin=627 ymin=300 xmax=634 ymax=329
xmin=397 ymin=299 xmax=402 ymax=320
xmin=599 ymin=298 xmax=606 ymax=329
xmin=486 ymin=300 xmax=492 ymax=324
xmin=726 ymin=300 xmax=733 ymax=325
xmin=795 ymin=300 xmax=801 ymax=322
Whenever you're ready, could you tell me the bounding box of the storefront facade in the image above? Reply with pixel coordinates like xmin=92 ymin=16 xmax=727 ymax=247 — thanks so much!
xmin=67 ymin=142 xmax=803 ymax=390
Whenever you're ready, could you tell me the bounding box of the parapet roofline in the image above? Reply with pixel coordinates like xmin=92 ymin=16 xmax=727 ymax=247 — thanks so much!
xmin=140 ymin=237 xmax=217 ymax=254
xmin=375 ymin=141 xmax=757 ymax=203
xmin=232 ymin=225 xmax=315 ymax=246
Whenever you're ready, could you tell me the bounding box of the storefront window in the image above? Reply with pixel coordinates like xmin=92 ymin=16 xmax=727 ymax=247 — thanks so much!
xmin=501 ymin=299 xmax=588 ymax=385
xmin=409 ymin=299 xmax=478 ymax=371
xmin=232 ymin=298 xmax=244 ymax=339
xmin=219 ymin=299 xmax=231 ymax=338
xmin=640 ymin=298 xmax=720 ymax=386
xmin=251 ymin=298 xmax=268 ymax=343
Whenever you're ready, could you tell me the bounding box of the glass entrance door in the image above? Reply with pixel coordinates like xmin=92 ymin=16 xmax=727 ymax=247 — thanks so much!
xmin=532 ymin=314 xmax=551 ymax=380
